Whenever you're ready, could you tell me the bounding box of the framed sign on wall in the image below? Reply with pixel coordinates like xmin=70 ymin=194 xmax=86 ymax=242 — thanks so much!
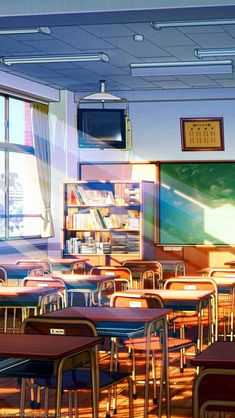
xmin=180 ymin=117 xmax=224 ymax=151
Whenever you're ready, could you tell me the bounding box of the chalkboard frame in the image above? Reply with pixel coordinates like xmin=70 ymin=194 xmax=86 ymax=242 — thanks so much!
xmin=159 ymin=161 xmax=235 ymax=245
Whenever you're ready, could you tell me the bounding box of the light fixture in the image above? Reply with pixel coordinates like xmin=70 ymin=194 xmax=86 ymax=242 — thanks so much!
xmin=0 ymin=53 xmax=110 ymax=66
xmin=82 ymin=80 xmax=122 ymax=101
xmin=130 ymin=60 xmax=233 ymax=76
xmin=195 ymin=47 xmax=235 ymax=58
xmin=0 ymin=27 xmax=51 ymax=35
xmin=151 ymin=18 xmax=235 ymax=30
xmin=133 ymin=34 xmax=144 ymax=42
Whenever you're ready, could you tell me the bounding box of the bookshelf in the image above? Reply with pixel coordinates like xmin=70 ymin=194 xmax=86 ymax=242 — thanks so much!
xmin=63 ymin=180 xmax=155 ymax=263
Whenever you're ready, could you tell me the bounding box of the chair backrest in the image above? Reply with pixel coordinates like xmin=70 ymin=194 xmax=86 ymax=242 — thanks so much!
xmin=15 ymin=258 xmax=53 ymax=274
xmin=142 ymin=269 xmax=159 ymax=289
xmin=164 ymin=276 xmax=217 ymax=293
xmin=22 ymin=316 xmax=97 ymax=337
xmin=72 ymin=261 xmax=91 ymax=275
xmin=22 ymin=276 xmax=65 ymax=289
xmin=208 ymin=268 xmax=235 ymax=278
xmin=90 ymin=266 xmax=133 ymax=290
xmin=22 ymin=276 xmax=66 ymax=309
xmin=110 ymin=291 xmax=164 ymax=309
xmin=28 ymin=268 xmax=49 ymax=277
xmin=22 ymin=316 xmax=100 ymax=385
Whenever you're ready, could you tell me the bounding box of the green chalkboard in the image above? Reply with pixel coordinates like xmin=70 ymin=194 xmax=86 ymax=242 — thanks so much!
xmin=160 ymin=162 xmax=235 ymax=245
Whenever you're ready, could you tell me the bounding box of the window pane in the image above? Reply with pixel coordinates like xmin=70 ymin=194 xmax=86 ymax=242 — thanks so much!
xmin=0 ymin=151 xmax=5 ymax=215
xmin=9 ymin=152 xmax=43 ymax=237
xmin=0 ymin=96 xmax=5 ymax=143
xmin=9 ymin=216 xmax=42 ymax=238
xmin=9 ymin=98 xmax=33 ymax=146
xmin=0 ymin=151 xmax=5 ymax=239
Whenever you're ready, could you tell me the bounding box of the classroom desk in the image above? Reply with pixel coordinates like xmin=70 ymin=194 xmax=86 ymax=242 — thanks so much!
xmin=0 ymin=263 xmax=46 ymax=285
xmin=31 ymin=274 xmax=116 ymax=307
xmin=45 ymin=306 xmax=171 ymax=418
xmin=16 ymin=258 xmax=88 ymax=274
xmin=191 ymin=341 xmax=235 ymax=417
xmin=0 ymin=333 xmax=102 ymax=418
xmin=123 ymin=289 xmax=215 ymax=352
xmin=59 ymin=274 xmax=116 ymax=306
xmin=0 ymin=286 xmax=63 ymax=332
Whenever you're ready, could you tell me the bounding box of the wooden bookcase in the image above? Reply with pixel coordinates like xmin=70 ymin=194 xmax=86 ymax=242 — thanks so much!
xmin=62 ymin=180 xmax=155 ymax=264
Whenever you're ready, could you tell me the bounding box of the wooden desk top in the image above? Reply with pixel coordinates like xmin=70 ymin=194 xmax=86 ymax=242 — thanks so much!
xmin=191 ymin=341 xmax=235 ymax=368
xmin=52 ymin=274 xmax=116 ymax=283
xmin=0 ymin=286 xmax=60 ymax=296
xmin=0 ymin=263 xmax=44 ymax=271
xmin=0 ymin=333 xmax=102 ymax=360
xmin=123 ymin=289 xmax=213 ymax=311
xmin=29 ymin=274 xmax=115 ymax=290
xmin=45 ymin=306 xmax=171 ymax=323
xmin=199 ymin=267 xmax=235 ymax=273
xmin=48 ymin=258 xmax=88 ymax=266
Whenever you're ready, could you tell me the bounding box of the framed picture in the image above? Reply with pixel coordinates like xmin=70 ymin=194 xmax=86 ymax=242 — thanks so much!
xmin=180 ymin=117 xmax=224 ymax=151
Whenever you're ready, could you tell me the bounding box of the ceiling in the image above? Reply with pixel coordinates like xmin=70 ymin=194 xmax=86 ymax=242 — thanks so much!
xmin=1 ymin=2 xmax=235 ymax=96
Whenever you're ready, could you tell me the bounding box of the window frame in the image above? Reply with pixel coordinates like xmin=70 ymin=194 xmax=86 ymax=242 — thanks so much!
xmin=0 ymin=94 xmax=42 ymax=240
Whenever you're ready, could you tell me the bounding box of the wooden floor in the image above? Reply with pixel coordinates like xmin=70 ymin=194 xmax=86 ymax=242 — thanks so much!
xmin=0 ymin=309 xmax=233 ymax=417
xmin=0 ymin=348 xmax=197 ymax=417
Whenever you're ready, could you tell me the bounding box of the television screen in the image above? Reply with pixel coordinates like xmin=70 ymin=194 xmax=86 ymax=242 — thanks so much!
xmin=78 ymin=109 xmax=127 ymax=149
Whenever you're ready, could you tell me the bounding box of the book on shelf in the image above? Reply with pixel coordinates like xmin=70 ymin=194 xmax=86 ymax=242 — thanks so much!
xmin=72 ymin=185 xmax=115 ymax=205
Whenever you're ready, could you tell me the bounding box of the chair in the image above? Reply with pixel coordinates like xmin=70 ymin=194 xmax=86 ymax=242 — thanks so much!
xmin=142 ymin=269 xmax=159 ymax=289
xmin=90 ymin=266 xmax=133 ymax=290
xmin=22 ymin=276 xmax=66 ymax=310
xmin=110 ymin=291 xmax=195 ymax=409
xmin=122 ymin=260 xmax=163 ymax=289
xmin=15 ymin=316 xmax=133 ymax=418
xmin=16 ymin=258 xmax=53 ymax=274
xmin=207 ymin=268 xmax=235 ymax=340
xmin=72 ymin=261 xmax=91 ymax=275
xmin=0 ymin=267 xmax=7 ymax=285
xmin=164 ymin=276 xmax=220 ymax=345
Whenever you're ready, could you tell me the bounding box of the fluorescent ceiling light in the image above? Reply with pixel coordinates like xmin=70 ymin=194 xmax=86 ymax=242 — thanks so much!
xmin=0 ymin=27 xmax=51 ymax=35
xmin=195 ymin=47 xmax=235 ymax=58
xmin=151 ymin=18 xmax=235 ymax=30
xmin=1 ymin=53 xmax=110 ymax=66
xmin=130 ymin=60 xmax=233 ymax=76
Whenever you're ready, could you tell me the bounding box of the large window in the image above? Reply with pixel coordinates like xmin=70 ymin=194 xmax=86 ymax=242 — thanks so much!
xmin=0 ymin=95 xmax=43 ymax=239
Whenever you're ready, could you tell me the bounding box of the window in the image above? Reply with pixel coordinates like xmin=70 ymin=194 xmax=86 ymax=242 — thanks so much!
xmin=0 ymin=95 xmax=43 ymax=239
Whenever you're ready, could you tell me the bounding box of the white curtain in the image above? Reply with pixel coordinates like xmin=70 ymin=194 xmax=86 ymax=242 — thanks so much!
xmin=32 ymin=102 xmax=54 ymax=238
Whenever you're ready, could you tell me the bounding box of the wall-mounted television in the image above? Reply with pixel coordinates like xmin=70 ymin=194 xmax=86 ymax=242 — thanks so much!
xmin=78 ymin=108 xmax=132 ymax=149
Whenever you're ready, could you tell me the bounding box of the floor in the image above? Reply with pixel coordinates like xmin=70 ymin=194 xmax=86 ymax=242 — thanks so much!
xmin=0 ymin=348 xmax=197 ymax=417
xmin=0 ymin=306 xmax=232 ymax=417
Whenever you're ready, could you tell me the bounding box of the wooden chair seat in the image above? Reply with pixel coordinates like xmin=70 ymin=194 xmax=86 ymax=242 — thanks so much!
xmin=125 ymin=335 xmax=195 ymax=352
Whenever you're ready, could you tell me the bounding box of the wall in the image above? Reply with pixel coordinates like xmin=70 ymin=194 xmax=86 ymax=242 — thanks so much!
xmin=76 ymin=89 xmax=235 ymax=271
xmin=78 ymin=96 xmax=235 ymax=163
